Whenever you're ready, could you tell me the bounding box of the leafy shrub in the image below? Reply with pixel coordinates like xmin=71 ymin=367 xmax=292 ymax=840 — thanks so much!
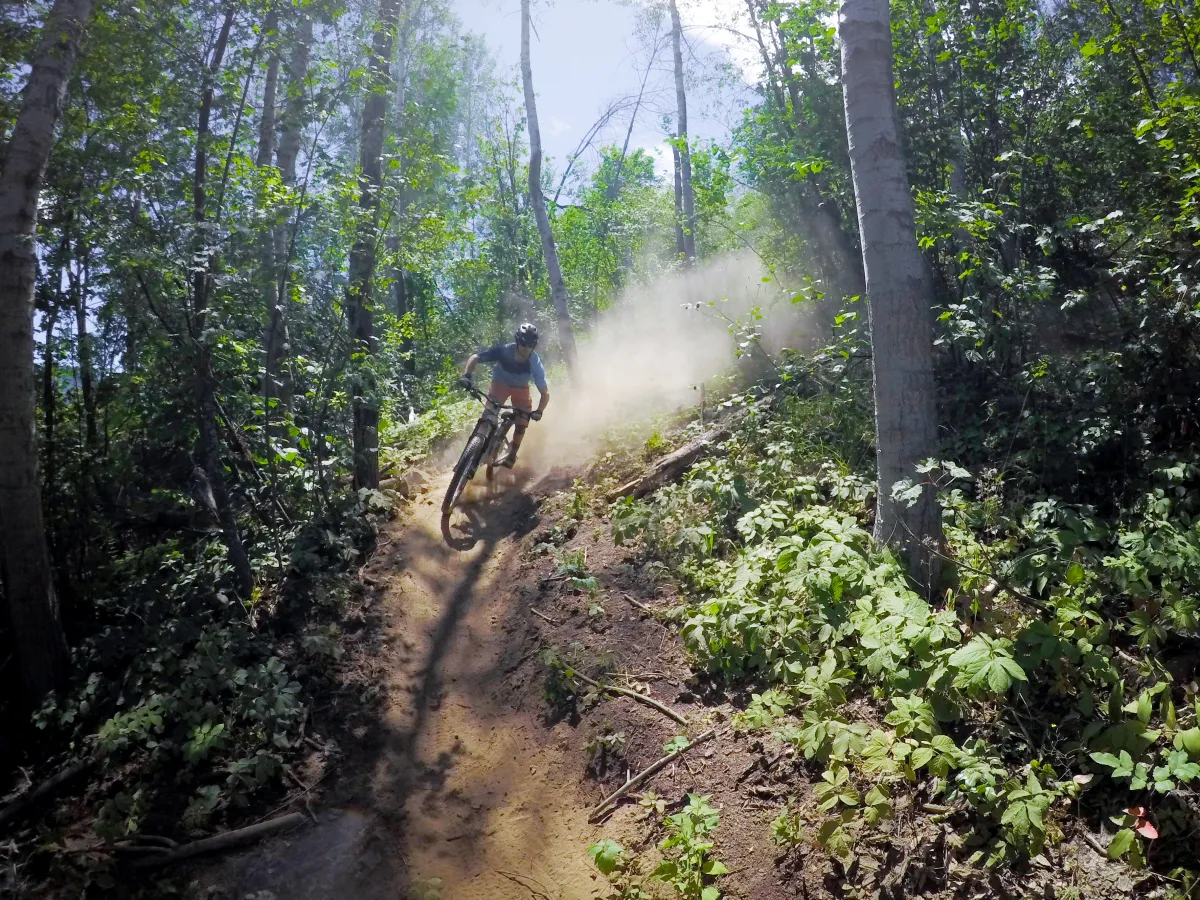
xmin=613 ymin=392 xmax=1200 ymax=872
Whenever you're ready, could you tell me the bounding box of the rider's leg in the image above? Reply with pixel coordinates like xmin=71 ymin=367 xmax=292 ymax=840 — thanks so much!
xmin=498 ymin=386 xmax=532 ymax=467
xmin=488 ymin=381 xmax=513 ymax=405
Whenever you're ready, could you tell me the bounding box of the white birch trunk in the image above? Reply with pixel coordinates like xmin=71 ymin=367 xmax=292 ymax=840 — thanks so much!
xmin=521 ymin=0 xmax=577 ymax=375
xmin=668 ymin=0 xmax=696 ymax=263
xmin=839 ymin=0 xmax=942 ymax=585
xmin=0 ymin=0 xmax=93 ymax=699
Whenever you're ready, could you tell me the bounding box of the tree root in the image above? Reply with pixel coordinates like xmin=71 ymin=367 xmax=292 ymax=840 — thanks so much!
xmin=0 ymin=758 xmax=94 ymax=832
xmin=132 ymin=812 xmax=307 ymax=869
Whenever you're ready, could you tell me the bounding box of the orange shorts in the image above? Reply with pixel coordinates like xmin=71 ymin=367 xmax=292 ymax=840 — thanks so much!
xmin=488 ymin=382 xmax=532 ymax=413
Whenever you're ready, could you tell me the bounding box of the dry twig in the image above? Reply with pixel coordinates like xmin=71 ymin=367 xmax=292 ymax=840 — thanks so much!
xmin=589 ymin=728 xmax=717 ymax=822
xmin=571 ymin=670 xmax=688 ymax=726
xmin=621 ymin=593 xmax=653 ymax=613
xmin=530 ymin=607 xmax=560 ymax=625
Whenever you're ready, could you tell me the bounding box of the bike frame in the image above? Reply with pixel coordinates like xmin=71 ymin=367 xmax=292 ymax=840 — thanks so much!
xmin=463 ymin=384 xmax=528 ymax=472
xmin=442 ymin=382 xmax=535 ymax=516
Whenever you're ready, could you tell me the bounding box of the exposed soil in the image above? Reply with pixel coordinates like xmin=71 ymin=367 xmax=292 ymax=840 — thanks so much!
xmin=191 ymin=456 xmax=1134 ymax=900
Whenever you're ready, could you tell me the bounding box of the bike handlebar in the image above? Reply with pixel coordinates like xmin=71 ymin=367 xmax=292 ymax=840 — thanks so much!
xmin=460 ymin=381 xmax=535 ymax=420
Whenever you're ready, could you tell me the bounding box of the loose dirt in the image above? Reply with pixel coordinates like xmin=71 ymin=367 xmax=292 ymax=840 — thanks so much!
xmin=202 ymin=471 xmax=609 ymax=899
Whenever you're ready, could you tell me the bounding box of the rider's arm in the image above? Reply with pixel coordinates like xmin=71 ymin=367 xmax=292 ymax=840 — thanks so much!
xmin=462 ymin=353 xmax=480 ymax=380
xmin=532 ymin=354 xmax=549 ymax=413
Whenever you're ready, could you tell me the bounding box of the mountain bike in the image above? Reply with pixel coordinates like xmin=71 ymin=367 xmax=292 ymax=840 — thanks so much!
xmin=441 ymin=382 xmax=534 ymax=516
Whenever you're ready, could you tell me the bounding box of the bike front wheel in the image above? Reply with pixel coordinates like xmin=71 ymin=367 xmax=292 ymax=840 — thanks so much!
xmin=443 ymin=430 xmax=489 ymax=514
xmin=485 ymin=420 xmax=515 ymax=482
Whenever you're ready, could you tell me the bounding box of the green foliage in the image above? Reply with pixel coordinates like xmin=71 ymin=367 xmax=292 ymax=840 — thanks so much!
xmin=654 ymin=795 xmax=728 ymax=900
xmin=589 ymin=839 xmax=627 ymax=876
xmin=588 ymin=838 xmax=653 ymax=900
xmin=771 ymin=802 xmax=806 ymax=848
xmin=619 ymin=390 xmax=1200 ymax=875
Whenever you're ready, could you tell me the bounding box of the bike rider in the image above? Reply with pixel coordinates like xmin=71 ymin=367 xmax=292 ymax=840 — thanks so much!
xmin=459 ymin=323 xmax=549 ymax=468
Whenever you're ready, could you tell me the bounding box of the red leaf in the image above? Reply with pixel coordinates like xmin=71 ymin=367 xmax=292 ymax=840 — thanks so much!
xmin=1125 ymin=807 xmax=1145 ymax=818
xmin=1136 ymin=821 xmax=1158 ymax=840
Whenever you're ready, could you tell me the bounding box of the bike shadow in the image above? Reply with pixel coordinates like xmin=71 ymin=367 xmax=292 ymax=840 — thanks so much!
xmin=440 ymin=472 xmax=541 ymax=550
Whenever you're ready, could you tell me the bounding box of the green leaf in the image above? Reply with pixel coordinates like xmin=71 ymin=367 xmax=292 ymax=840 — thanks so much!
xmin=1090 ymin=751 xmax=1122 ymax=770
xmin=588 ymin=839 xmax=625 ymax=876
xmin=910 ymin=746 xmax=935 ymax=769
xmin=1136 ymin=692 xmax=1153 ymax=725
xmin=1175 ymin=727 xmax=1200 ymax=757
xmin=1065 ymin=563 xmax=1085 ymax=585
xmin=702 ymin=888 xmax=721 ymax=900
xmin=1108 ymin=828 xmax=1136 ymax=859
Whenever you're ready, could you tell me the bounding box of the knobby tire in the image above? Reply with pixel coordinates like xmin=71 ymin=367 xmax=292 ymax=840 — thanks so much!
xmin=443 ymin=430 xmax=488 ymax=515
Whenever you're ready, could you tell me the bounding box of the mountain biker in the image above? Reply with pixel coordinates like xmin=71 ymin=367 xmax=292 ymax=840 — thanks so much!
xmin=459 ymin=322 xmax=549 ymax=468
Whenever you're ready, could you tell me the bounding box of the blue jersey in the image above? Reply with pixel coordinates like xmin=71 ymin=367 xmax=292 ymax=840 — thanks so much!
xmin=477 ymin=342 xmax=547 ymax=391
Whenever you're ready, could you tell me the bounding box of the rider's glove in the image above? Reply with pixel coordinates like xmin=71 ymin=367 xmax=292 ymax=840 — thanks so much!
xmin=529 ymin=410 xmax=542 ymax=421
xmin=458 ymin=374 xmax=474 ymax=390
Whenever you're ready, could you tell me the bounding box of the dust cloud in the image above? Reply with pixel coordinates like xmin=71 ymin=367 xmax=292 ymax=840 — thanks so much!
xmin=522 ymin=251 xmax=820 ymax=469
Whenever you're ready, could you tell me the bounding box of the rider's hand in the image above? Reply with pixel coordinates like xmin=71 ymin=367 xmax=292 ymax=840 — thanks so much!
xmin=529 ymin=410 xmax=542 ymax=421
xmin=458 ymin=374 xmax=474 ymax=390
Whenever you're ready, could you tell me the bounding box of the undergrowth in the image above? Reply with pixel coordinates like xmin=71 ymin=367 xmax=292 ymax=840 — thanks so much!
xmin=6 ymin=486 xmax=394 ymax=894
xmin=608 ymin=382 xmax=1200 ymax=886
xmin=590 ymin=794 xmax=729 ymax=900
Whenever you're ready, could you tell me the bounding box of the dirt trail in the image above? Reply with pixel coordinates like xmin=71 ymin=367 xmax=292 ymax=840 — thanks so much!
xmin=206 ymin=473 xmax=605 ymax=899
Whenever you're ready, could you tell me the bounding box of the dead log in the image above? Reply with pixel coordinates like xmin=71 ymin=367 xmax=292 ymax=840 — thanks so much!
xmin=133 ymin=812 xmax=307 ymax=869
xmin=0 ymin=757 xmax=94 ymax=831
xmin=606 ymin=425 xmax=732 ymax=502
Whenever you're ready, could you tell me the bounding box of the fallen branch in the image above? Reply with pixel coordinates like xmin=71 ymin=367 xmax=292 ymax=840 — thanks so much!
xmin=115 ymin=834 xmax=178 ymax=850
xmin=588 ymin=728 xmax=717 ymax=822
xmin=530 ymin=607 xmax=560 ymax=625
xmin=621 ymin=593 xmax=653 ymax=613
xmin=133 ymin=812 xmax=307 ymax=869
xmin=606 ymin=425 xmax=732 ymax=502
xmin=0 ymin=758 xmax=94 ymax=831
xmin=571 ymin=670 xmax=688 ymax=726
xmin=1080 ymin=830 xmax=1109 ymax=858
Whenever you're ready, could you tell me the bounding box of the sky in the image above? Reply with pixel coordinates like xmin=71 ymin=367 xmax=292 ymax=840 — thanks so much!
xmin=449 ymin=0 xmax=760 ymax=186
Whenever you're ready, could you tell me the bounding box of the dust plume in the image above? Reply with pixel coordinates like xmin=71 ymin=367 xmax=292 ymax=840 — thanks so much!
xmin=523 ymin=251 xmax=819 ymax=469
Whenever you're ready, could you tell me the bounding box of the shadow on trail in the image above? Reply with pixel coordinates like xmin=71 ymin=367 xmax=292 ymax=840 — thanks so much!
xmin=440 ymin=472 xmax=542 ymax=551
xmin=207 ymin=470 xmax=588 ymax=900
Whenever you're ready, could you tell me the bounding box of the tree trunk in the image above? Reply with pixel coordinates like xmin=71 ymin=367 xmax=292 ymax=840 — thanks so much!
xmin=264 ymin=12 xmax=312 ymax=409
xmin=521 ymin=0 xmax=578 ymax=376
xmin=0 ymin=0 xmax=93 ymax=700
xmin=672 ymin=140 xmax=686 ymax=259
xmin=41 ymin=296 xmax=59 ymax=523
xmin=668 ymin=0 xmax=696 ymax=263
xmin=255 ymin=9 xmax=280 ymax=169
xmin=257 ymin=6 xmax=281 ymax=412
xmin=346 ymin=0 xmax=403 ymax=491
xmin=839 ymin=0 xmax=942 ymax=587
xmin=70 ymin=240 xmax=97 ymax=453
xmin=192 ymin=7 xmax=255 ymax=599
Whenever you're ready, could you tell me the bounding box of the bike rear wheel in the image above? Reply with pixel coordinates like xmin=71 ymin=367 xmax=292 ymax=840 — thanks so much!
xmin=443 ymin=429 xmax=489 ymax=514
